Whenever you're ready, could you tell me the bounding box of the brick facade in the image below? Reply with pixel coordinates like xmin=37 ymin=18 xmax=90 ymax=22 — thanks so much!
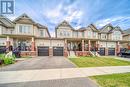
xmin=20 ymin=51 xmax=36 ymax=57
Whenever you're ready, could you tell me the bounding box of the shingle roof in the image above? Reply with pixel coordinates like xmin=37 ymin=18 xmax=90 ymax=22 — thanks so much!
xmin=123 ymin=28 xmax=130 ymax=34
xmin=99 ymin=23 xmax=114 ymax=33
xmin=56 ymin=20 xmax=75 ymax=30
xmin=36 ymin=23 xmax=47 ymax=29
xmin=0 ymin=15 xmax=14 ymax=28
xmin=87 ymin=24 xmax=99 ymax=32
xmin=13 ymin=13 xmax=36 ymax=24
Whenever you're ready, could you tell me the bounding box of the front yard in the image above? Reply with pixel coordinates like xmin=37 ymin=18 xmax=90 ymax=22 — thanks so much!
xmin=69 ymin=56 xmax=130 ymax=67
xmin=91 ymin=73 xmax=130 ymax=87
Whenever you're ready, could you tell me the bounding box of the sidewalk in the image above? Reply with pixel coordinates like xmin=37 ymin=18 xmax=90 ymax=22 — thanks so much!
xmin=0 ymin=66 xmax=130 ymax=84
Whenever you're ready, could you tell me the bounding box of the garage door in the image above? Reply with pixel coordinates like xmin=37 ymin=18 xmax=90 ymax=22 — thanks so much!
xmin=37 ymin=46 xmax=49 ymax=56
xmin=0 ymin=46 xmax=6 ymax=54
xmin=98 ymin=48 xmax=105 ymax=55
xmin=108 ymin=48 xmax=115 ymax=55
xmin=53 ymin=47 xmax=63 ymax=56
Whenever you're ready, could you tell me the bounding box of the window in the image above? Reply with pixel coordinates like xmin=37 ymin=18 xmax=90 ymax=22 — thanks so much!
xmin=67 ymin=32 xmax=70 ymax=36
xmin=63 ymin=31 xmax=66 ymax=36
xmin=19 ymin=25 xmax=31 ymax=34
xmin=40 ymin=30 xmax=44 ymax=36
xmin=19 ymin=25 xmax=22 ymax=33
xmin=93 ymin=32 xmax=96 ymax=37
xmin=10 ymin=30 xmax=13 ymax=34
xmin=88 ymin=31 xmax=92 ymax=38
xmin=113 ymin=31 xmax=121 ymax=40
xmin=82 ymin=32 xmax=84 ymax=37
xmin=60 ymin=32 xmax=63 ymax=36
xmin=102 ymin=34 xmax=107 ymax=39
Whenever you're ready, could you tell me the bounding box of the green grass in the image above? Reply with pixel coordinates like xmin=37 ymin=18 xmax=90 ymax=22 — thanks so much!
xmin=69 ymin=57 xmax=130 ymax=67
xmin=91 ymin=73 xmax=130 ymax=87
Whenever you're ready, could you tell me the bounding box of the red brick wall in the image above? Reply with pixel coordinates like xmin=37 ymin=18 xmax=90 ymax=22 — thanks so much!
xmin=75 ymin=51 xmax=92 ymax=57
xmin=64 ymin=50 xmax=68 ymax=57
xmin=20 ymin=51 xmax=36 ymax=57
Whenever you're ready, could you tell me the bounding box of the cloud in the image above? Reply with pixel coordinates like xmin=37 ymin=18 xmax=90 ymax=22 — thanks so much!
xmin=95 ymin=16 xmax=130 ymax=29
xmin=8 ymin=16 xmax=16 ymax=21
xmin=42 ymin=0 xmax=83 ymax=27
xmin=44 ymin=4 xmax=62 ymax=19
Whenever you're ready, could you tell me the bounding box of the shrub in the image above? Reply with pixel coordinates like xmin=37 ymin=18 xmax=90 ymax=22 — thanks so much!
xmin=0 ymin=53 xmax=16 ymax=65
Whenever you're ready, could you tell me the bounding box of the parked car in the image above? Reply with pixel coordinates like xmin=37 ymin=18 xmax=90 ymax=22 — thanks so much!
xmin=121 ymin=49 xmax=130 ymax=58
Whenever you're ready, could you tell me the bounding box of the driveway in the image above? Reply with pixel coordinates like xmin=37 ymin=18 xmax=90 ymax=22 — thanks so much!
xmin=0 ymin=56 xmax=76 ymax=71
xmin=0 ymin=57 xmax=98 ymax=87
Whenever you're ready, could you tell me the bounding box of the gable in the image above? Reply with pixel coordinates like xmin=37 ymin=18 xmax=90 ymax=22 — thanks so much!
xmin=100 ymin=24 xmax=113 ymax=33
xmin=88 ymin=24 xmax=98 ymax=32
xmin=111 ymin=26 xmax=123 ymax=34
xmin=14 ymin=14 xmax=36 ymax=24
xmin=56 ymin=20 xmax=74 ymax=30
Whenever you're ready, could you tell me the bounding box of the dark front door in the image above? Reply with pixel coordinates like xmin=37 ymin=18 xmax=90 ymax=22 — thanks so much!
xmin=53 ymin=47 xmax=63 ymax=56
xmin=0 ymin=46 xmax=6 ymax=54
xmin=38 ymin=46 xmax=49 ymax=56
xmin=98 ymin=48 xmax=105 ymax=55
xmin=108 ymin=48 xmax=115 ymax=55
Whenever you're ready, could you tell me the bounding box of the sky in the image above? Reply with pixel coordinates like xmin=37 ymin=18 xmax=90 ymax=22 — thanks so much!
xmin=4 ymin=0 xmax=130 ymax=36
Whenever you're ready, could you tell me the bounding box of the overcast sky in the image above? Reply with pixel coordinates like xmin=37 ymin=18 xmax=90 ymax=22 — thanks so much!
xmin=5 ymin=0 xmax=130 ymax=36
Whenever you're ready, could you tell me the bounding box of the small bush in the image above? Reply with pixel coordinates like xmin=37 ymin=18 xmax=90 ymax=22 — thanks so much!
xmin=0 ymin=53 xmax=16 ymax=65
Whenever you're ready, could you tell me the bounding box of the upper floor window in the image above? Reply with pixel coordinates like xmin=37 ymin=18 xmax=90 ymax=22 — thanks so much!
xmin=93 ymin=32 xmax=97 ymax=37
xmin=113 ymin=31 xmax=121 ymax=40
xmin=82 ymin=32 xmax=84 ymax=37
xmin=60 ymin=32 xmax=63 ymax=36
xmin=40 ymin=30 xmax=44 ymax=36
xmin=19 ymin=25 xmax=31 ymax=34
xmin=102 ymin=34 xmax=107 ymax=39
xmin=67 ymin=32 xmax=70 ymax=36
xmin=63 ymin=31 xmax=66 ymax=36
xmin=10 ymin=30 xmax=14 ymax=34
xmin=88 ymin=30 xmax=92 ymax=37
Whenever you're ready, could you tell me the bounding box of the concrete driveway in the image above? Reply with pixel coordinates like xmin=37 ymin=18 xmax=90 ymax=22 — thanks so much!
xmin=0 ymin=57 xmax=98 ymax=87
xmin=0 ymin=56 xmax=76 ymax=71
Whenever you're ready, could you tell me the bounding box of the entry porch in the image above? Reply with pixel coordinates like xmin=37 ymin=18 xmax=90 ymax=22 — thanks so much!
xmin=64 ymin=38 xmax=100 ymax=57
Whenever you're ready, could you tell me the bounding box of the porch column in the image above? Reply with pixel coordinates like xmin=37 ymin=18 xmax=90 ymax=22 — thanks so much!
xmin=88 ymin=40 xmax=91 ymax=51
xmin=64 ymin=39 xmax=68 ymax=57
xmin=64 ymin=39 xmax=67 ymax=51
xmin=97 ymin=41 xmax=100 ymax=51
xmin=105 ymin=48 xmax=108 ymax=56
xmin=6 ymin=36 xmax=10 ymax=52
xmin=31 ymin=37 xmax=35 ymax=51
xmin=82 ymin=39 xmax=84 ymax=51
xmin=116 ymin=41 xmax=120 ymax=55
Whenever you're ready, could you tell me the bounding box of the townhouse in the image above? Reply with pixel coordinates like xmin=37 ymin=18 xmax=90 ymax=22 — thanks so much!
xmin=0 ymin=14 xmax=129 ymax=57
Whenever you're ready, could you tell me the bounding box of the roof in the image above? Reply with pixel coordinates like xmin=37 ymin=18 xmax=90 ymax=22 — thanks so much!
xmin=87 ymin=24 xmax=99 ymax=32
xmin=13 ymin=13 xmax=36 ymax=24
xmin=99 ymin=23 xmax=113 ymax=33
xmin=123 ymin=28 xmax=130 ymax=34
xmin=36 ymin=23 xmax=47 ymax=29
xmin=77 ymin=27 xmax=86 ymax=31
xmin=56 ymin=20 xmax=75 ymax=30
xmin=36 ymin=23 xmax=51 ymax=37
xmin=0 ymin=15 xmax=14 ymax=28
xmin=99 ymin=24 xmax=124 ymax=34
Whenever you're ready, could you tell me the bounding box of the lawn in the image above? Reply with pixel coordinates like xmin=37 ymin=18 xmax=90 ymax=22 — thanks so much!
xmin=69 ymin=57 xmax=130 ymax=67
xmin=91 ymin=73 xmax=130 ymax=87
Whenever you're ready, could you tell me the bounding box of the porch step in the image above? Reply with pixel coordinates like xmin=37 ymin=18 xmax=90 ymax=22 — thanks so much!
xmin=68 ymin=51 xmax=77 ymax=58
xmin=90 ymin=51 xmax=100 ymax=57
xmin=90 ymin=51 xmax=95 ymax=57
xmin=69 ymin=51 xmax=76 ymax=56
